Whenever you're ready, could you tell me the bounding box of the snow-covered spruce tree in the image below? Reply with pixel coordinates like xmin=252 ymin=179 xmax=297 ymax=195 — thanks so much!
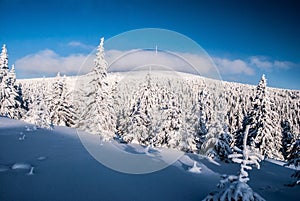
xmin=25 ymin=82 xmax=52 ymax=129
xmin=150 ymin=87 xmax=186 ymax=149
xmin=281 ymin=120 xmax=295 ymax=160
xmin=227 ymin=93 xmax=248 ymax=146
xmin=0 ymin=44 xmax=9 ymax=80
xmin=0 ymin=45 xmax=24 ymax=119
xmin=0 ymin=44 xmax=9 ymax=98
xmin=48 ymin=73 xmax=76 ymax=127
xmin=200 ymin=91 xmax=233 ymax=161
xmin=118 ymin=73 xmax=160 ymax=145
xmin=191 ymin=89 xmax=209 ymax=150
xmin=168 ymin=77 xmax=198 ymax=152
xmin=7 ymin=64 xmax=16 ymax=84
xmin=243 ymin=74 xmax=283 ymax=160
xmin=284 ymin=139 xmax=300 ymax=186
xmin=78 ymin=37 xmax=116 ymax=141
xmin=8 ymin=64 xmax=24 ymax=105
xmin=203 ymin=125 xmax=265 ymax=201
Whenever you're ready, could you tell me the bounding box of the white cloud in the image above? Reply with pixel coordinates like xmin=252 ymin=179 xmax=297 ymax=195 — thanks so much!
xmin=15 ymin=49 xmax=94 ymax=77
xmin=15 ymin=49 xmax=221 ymax=79
xmin=67 ymin=41 xmax=94 ymax=50
xmin=15 ymin=47 xmax=296 ymax=80
xmin=105 ymin=49 xmax=220 ymax=79
xmin=273 ymin=60 xmax=295 ymax=69
xmin=213 ymin=57 xmax=255 ymax=75
xmin=250 ymin=56 xmax=272 ymax=70
xmin=214 ymin=56 xmax=296 ymax=76
xmin=250 ymin=56 xmax=295 ymax=71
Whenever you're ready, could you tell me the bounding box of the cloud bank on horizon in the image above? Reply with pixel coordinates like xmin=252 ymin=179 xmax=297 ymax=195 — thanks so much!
xmin=14 ymin=41 xmax=297 ymax=89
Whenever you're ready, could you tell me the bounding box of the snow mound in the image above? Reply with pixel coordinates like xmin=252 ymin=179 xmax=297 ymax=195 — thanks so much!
xmin=11 ymin=163 xmax=32 ymax=170
xmin=37 ymin=156 xmax=47 ymax=161
xmin=177 ymin=155 xmax=217 ymax=175
xmin=188 ymin=161 xmax=202 ymax=173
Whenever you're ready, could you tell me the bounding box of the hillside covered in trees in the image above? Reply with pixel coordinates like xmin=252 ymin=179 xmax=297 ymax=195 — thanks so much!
xmin=0 ymin=40 xmax=299 ymax=165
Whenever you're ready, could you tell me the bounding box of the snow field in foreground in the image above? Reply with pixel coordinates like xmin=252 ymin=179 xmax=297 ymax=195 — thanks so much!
xmin=0 ymin=117 xmax=299 ymax=201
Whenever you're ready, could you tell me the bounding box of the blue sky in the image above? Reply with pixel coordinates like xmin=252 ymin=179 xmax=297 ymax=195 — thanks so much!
xmin=0 ymin=0 xmax=299 ymax=89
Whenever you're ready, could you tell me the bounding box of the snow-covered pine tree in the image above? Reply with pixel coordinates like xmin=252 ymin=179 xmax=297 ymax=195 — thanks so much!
xmin=25 ymin=81 xmax=52 ymax=129
xmin=0 ymin=44 xmax=9 ymax=80
xmin=185 ymin=87 xmax=218 ymax=153
xmin=47 ymin=73 xmax=64 ymax=121
xmin=118 ymin=73 xmax=159 ymax=145
xmin=78 ymin=37 xmax=116 ymax=141
xmin=286 ymin=139 xmax=300 ymax=166
xmin=11 ymin=65 xmax=24 ymax=108
xmin=194 ymin=89 xmax=209 ymax=149
xmin=284 ymin=138 xmax=300 ymax=186
xmin=1 ymin=66 xmax=24 ymax=119
xmin=228 ymin=93 xmax=248 ymax=145
xmin=180 ymin=127 xmax=198 ymax=152
xmin=7 ymin=64 xmax=16 ymax=85
xmin=167 ymin=77 xmax=197 ymax=152
xmin=151 ymin=87 xmax=185 ymax=149
xmin=110 ymin=76 xmax=121 ymax=128
xmin=48 ymin=73 xmax=76 ymax=127
xmin=0 ymin=45 xmax=24 ymax=119
xmin=281 ymin=120 xmax=295 ymax=160
xmin=200 ymin=91 xmax=233 ymax=161
xmin=0 ymin=75 xmax=18 ymax=118
xmin=203 ymin=125 xmax=265 ymax=201
xmin=243 ymin=74 xmax=283 ymax=160
xmin=0 ymin=44 xmax=9 ymax=89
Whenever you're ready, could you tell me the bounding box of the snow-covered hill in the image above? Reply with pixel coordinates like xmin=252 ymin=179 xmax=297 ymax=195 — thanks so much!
xmin=0 ymin=117 xmax=299 ymax=201
xmin=19 ymin=70 xmax=300 ymax=136
xmin=14 ymin=69 xmax=300 ymax=165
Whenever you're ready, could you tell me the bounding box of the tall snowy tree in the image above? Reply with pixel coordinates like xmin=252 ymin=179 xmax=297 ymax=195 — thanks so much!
xmin=0 ymin=45 xmax=24 ymax=119
xmin=118 ymin=73 xmax=159 ymax=145
xmin=203 ymin=125 xmax=265 ymax=201
xmin=186 ymin=88 xmax=223 ymax=154
xmin=48 ymin=73 xmax=76 ymax=127
xmin=0 ymin=44 xmax=9 ymax=80
xmin=193 ymin=89 xmax=209 ymax=149
xmin=284 ymin=138 xmax=300 ymax=186
xmin=243 ymin=74 xmax=283 ymax=160
xmin=78 ymin=37 xmax=116 ymax=141
xmin=149 ymin=86 xmax=185 ymax=149
xmin=0 ymin=44 xmax=8 ymax=86
xmin=7 ymin=64 xmax=16 ymax=84
xmin=200 ymin=92 xmax=233 ymax=161
xmin=25 ymin=81 xmax=52 ymax=129
xmin=281 ymin=120 xmax=295 ymax=160
xmin=228 ymin=93 xmax=248 ymax=146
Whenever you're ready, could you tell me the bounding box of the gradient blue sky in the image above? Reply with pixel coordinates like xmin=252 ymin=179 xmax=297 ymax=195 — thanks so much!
xmin=0 ymin=0 xmax=299 ymax=89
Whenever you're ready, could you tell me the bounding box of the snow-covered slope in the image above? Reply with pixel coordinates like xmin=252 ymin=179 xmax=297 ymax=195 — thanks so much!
xmin=0 ymin=117 xmax=299 ymax=201
xmin=15 ymin=70 xmax=300 ymax=162
xmin=18 ymin=71 xmax=300 ymax=135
